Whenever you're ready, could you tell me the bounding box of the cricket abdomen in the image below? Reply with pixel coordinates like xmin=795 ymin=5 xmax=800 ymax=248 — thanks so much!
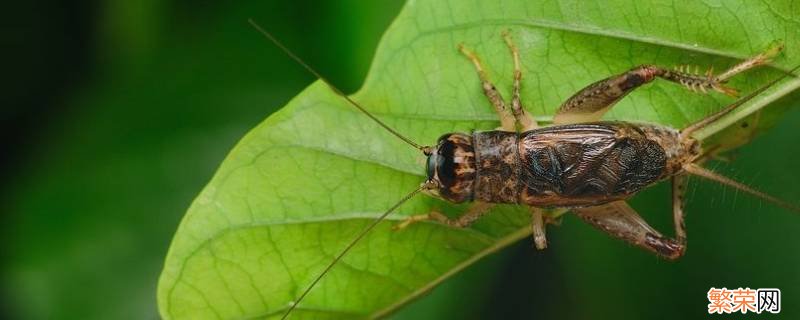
xmin=471 ymin=122 xmax=686 ymax=207
xmin=518 ymin=123 xmax=677 ymax=207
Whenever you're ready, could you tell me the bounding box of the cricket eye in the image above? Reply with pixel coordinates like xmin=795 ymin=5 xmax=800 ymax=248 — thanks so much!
xmin=425 ymin=152 xmax=441 ymax=181
xmin=434 ymin=136 xmax=458 ymax=188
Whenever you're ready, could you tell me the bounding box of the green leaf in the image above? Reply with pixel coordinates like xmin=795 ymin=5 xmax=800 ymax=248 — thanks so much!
xmin=158 ymin=1 xmax=800 ymax=318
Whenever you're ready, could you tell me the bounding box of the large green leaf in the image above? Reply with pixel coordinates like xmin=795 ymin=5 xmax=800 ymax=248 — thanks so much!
xmin=158 ymin=1 xmax=800 ymax=318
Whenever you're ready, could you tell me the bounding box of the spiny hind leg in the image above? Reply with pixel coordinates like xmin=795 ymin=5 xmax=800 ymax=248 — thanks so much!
xmin=393 ymin=202 xmax=494 ymax=230
xmin=553 ymin=44 xmax=783 ymax=125
xmin=458 ymin=44 xmax=516 ymax=132
xmin=502 ymin=31 xmax=538 ymax=131
xmin=571 ymin=198 xmax=686 ymax=260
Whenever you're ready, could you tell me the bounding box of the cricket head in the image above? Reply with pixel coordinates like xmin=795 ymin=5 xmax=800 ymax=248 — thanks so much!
xmin=423 ymin=133 xmax=476 ymax=203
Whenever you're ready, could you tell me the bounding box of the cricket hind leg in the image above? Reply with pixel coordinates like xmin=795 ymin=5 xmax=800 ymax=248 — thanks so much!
xmin=459 ymin=44 xmax=516 ymax=132
xmin=571 ymin=178 xmax=688 ymax=260
xmin=553 ymin=44 xmax=783 ymax=125
xmin=393 ymin=202 xmax=494 ymax=230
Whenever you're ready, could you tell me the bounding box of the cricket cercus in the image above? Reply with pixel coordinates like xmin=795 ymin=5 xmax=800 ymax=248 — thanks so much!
xmin=248 ymin=20 xmax=800 ymax=319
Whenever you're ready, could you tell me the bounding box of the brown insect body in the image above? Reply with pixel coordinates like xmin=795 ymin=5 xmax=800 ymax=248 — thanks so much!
xmin=427 ymin=122 xmax=695 ymax=207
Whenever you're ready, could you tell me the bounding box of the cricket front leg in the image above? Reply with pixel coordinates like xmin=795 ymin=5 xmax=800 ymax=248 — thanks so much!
xmin=458 ymin=44 xmax=516 ymax=132
xmin=502 ymin=31 xmax=538 ymax=131
xmin=553 ymin=44 xmax=783 ymax=125
xmin=393 ymin=202 xmax=495 ymax=230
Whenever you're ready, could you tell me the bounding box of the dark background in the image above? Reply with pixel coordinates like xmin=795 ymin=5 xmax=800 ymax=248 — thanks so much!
xmin=2 ymin=1 xmax=406 ymax=319
xmin=3 ymin=1 xmax=798 ymax=319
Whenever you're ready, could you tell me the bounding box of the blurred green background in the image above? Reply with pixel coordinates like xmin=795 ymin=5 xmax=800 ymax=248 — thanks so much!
xmin=3 ymin=1 xmax=799 ymax=319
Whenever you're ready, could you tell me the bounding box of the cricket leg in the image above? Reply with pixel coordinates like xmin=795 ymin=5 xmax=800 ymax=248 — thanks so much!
xmin=571 ymin=199 xmax=686 ymax=260
xmin=530 ymin=207 xmax=548 ymax=249
xmin=459 ymin=44 xmax=516 ymax=132
xmin=393 ymin=202 xmax=495 ymax=230
xmin=672 ymin=175 xmax=688 ymax=245
xmin=553 ymin=44 xmax=782 ymax=125
xmin=502 ymin=31 xmax=538 ymax=131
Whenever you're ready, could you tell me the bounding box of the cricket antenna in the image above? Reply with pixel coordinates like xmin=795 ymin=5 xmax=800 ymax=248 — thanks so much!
xmin=685 ymin=164 xmax=800 ymax=214
xmin=248 ymin=19 xmax=427 ymax=152
xmin=280 ymin=181 xmax=432 ymax=319
xmin=682 ymin=64 xmax=800 ymax=138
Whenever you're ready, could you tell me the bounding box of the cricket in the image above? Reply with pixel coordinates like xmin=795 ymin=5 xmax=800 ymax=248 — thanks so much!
xmin=248 ymin=20 xmax=800 ymax=319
